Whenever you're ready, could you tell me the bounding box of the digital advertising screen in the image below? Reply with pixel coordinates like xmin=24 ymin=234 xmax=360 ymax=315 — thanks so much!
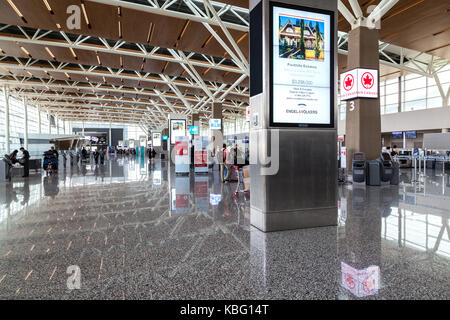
xmin=170 ymin=119 xmax=186 ymax=144
xmin=392 ymin=131 xmax=403 ymax=139
xmin=152 ymin=132 xmax=161 ymax=147
xmin=189 ymin=126 xmax=199 ymax=135
xmin=405 ymin=131 xmax=417 ymax=139
xmin=209 ymin=119 xmax=222 ymax=130
xmin=270 ymin=3 xmax=334 ymax=127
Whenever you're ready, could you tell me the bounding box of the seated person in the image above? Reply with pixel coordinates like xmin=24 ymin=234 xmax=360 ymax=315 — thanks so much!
xmin=9 ymin=150 xmax=19 ymax=164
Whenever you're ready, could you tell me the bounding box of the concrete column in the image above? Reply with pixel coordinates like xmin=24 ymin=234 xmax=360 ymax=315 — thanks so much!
xmin=4 ymin=87 xmax=10 ymax=154
xmin=63 ymin=120 xmax=66 ymax=134
xmin=345 ymin=26 xmax=381 ymax=169
xmin=56 ymin=116 xmax=60 ymax=134
xmin=82 ymin=121 xmax=85 ymax=136
xmin=211 ymin=103 xmax=223 ymax=154
xmin=248 ymin=0 xmax=337 ymax=232
xmin=23 ymin=98 xmax=28 ymax=149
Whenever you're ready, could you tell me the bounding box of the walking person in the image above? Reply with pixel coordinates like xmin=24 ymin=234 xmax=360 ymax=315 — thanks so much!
xmin=224 ymin=143 xmax=234 ymax=182
xmin=19 ymin=147 xmax=30 ymax=177
xmin=220 ymin=143 xmax=227 ymax=183
xmin=94 ymin=150 xmax=100 ymax=165
xmin=99 ymin=148 xmax=105 ymax=165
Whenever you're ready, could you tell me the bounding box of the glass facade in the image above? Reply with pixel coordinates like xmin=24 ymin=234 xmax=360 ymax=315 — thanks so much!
xmin=0 ymin=90 xmax=68 ymax=157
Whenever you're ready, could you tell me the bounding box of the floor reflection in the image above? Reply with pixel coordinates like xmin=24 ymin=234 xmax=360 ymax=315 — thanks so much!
xmin=0 ymin=156 xmax=448 ymax=299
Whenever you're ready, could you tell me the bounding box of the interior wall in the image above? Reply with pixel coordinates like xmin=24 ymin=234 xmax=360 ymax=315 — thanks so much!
xmin=338 ymin=106 xmax=450 ymax=136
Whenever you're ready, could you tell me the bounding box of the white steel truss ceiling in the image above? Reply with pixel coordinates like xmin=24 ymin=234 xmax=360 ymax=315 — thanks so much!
xmin=0 ymin=0 xmax=448 ymax=128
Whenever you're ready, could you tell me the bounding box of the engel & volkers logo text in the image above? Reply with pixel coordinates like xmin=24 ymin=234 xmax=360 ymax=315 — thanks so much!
xmin=286 ymin=104 xmax=318 ymax=114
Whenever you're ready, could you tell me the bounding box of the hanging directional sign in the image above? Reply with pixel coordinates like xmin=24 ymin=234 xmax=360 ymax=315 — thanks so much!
xmin=340 ymin=68 xmax=378 ymax=100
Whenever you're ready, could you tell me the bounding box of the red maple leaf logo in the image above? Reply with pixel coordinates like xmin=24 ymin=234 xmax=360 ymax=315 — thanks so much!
xmin=343 ymin=74 xmax=354 ymax=91
xmin=345 ymin=77 xmax=352 ymax=88
xmin=361 ymin=72 xmax=375 ymax=89
xmin=363 ymin=74 xmax=372 ymax=86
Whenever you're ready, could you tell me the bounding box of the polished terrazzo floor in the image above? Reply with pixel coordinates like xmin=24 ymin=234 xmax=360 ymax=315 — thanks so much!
xmin=0 ymin=154 xmax=449 ymax=299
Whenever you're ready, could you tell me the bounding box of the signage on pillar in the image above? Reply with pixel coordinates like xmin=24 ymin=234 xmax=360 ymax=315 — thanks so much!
xmin=270 ymin=3 xmax=334 ymax=128
xmin=193 ymin=136 xmax=208 ymax=173
xmin=209 ymin=119 xmax=221 ymax=130
xmin=246 ymin=106 xmax=251 ymax=122
xmin=340 ymin=146 xmax=347 ymax=169
xmin=340 ymin=68 xmax=378 ymax=100
xmin=170 ymin=119 xmax=186 ymax=145
xmin=152 ymin=132 xmax=161 ymax=147
xmin=174 ymin=136 xmax=189 ymax=174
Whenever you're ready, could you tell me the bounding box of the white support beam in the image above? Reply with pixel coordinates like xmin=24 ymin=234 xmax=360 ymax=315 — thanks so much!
xmin=38 ymin=104 xmax=41 ymax=134
xmin=4 ymin=86 xmax=10 ymax=153
xmin=23 ymin=97 xmax=28 ymax=149
xmin=338 ymin=0 xmax=356 ymax=26
xmin=88 ymin=0 xmax=248 ymax=32
xmin=0 ymin=61 xmax=248 ymax=101
xmin=203 ymin=0 xmax=249 ymax=73
xmin=0 ymin=33 xmax=244 ymax=74
xmin=368 ymin=0 xmax=399 ymax=24
xmin=348 ymin=0 xmax=363 ymax=19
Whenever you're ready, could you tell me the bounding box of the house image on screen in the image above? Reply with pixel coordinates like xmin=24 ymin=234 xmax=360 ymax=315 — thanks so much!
xmin=279 ymin=18 xmax=324 ymax=60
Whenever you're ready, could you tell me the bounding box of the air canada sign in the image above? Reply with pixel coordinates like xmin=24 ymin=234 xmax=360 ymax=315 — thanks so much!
xmin=340 ymin=68 xmax=378 ymax=100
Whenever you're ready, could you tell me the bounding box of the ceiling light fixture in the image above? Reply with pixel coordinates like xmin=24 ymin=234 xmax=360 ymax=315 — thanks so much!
xmin=20 ymin=46 xmax=31 ymax=57
xmin=42 ymin=0 xmax=54 ymax=14
xmin=80 ymin=2 xmax=91 ymax=28
xmin=45 ymin=47 xmax=56 ymax=59
xmin=6 ymin=0 xmax=27 ymax=23
xmin=69 ymin=47 xmax=77 ymax=59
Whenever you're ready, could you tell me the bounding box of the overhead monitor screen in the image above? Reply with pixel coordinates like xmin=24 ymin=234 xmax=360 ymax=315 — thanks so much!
xmin=152 ymin=132 xmax=161 ymax=147
xmin=270 ymin=3 xmax=334 ymax=128
xmin=405 ymin=131 xmax=416 ymax=139
xmin=98 ymin=136 xmax=107 ymax=144
xmin=189 ymin=126 xmax=199 ymax=135
xmin=170 ymin=119 xmax=186 ymax=144
xmin=392 ymin=131 xmax=403 ymax=139
xmin=162 ymin=135 xmax=169 ymax=140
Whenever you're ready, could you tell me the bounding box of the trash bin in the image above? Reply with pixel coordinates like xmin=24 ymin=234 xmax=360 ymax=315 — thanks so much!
xmin=366 ymin=160 xmax=381 ymax=186
xmin=390 ymin=161 xmax=399 ymax=185
xmin=352 ymin=152 xmax=366 ymax=183
xmin=378 ymin=152 xmax=393 ymax=182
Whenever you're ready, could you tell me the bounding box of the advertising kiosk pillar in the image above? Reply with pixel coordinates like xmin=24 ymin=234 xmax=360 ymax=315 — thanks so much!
xmin=168 ymin=114 xmax=188 ymax=163
xmin=249 ymin=0 xmax=338 ymax=232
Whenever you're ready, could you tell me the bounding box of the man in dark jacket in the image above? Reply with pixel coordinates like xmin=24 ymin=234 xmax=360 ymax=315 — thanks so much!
xmin=20 ymin=147 xmax=30 ymax=177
